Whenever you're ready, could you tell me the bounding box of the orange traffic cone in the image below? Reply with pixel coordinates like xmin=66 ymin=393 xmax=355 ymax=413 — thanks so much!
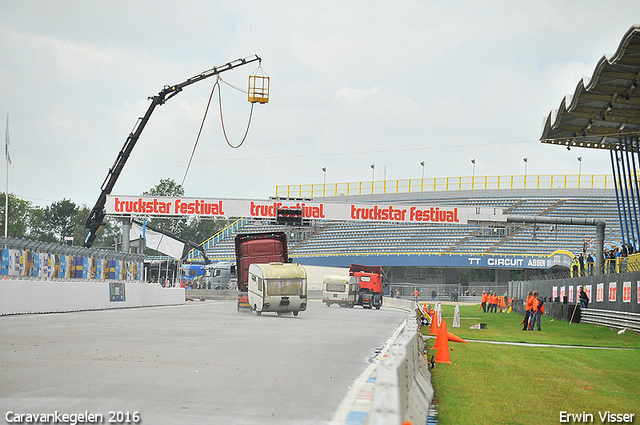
xmin=429 ymin=311 xmax=439 ymax=335
xmin=447 ymin=331 xmax=468 ymax=344
xmin=433 ymin=315 xmax=444 ymax=349
xmin=435 ymin=321 xmax=452 ymax=364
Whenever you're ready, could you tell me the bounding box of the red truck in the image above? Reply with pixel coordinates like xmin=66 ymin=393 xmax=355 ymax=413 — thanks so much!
xmin=234 ymin=232 xmax=288 ymax=312
xmin=350 ymin=264 xmax=384 ymax=310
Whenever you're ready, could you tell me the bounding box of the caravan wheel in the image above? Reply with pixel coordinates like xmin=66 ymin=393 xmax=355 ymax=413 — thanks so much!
xmin=293 ymin=311 xmax=299 ymax=316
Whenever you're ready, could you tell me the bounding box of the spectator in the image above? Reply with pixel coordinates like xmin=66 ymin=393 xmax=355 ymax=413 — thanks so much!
xmin=523 ymin=291 xmax=533 ymax=330
xmin=529 ymin=291 xmax=543 ymax=331
xmin=586 ymin=254 xmax=594 ymax=276
xmin=431 ymin=289 xmax=436 ymax=302
xmin=579 ymin=286 xmax=589 ymax=308
xmin=571 ymin=256 xmax=580 ymax=277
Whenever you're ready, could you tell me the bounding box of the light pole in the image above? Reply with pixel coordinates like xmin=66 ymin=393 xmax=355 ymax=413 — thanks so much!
xmin=577 ymin=157 xmax=582 ymax=175
xmin=371 ymin=164 xmax=375 ymax=181
xmin=420 ymin=161 xmax=425 ymax=179
xmin=577 ymin=157 xmax=582 ymax=187
xmin=322 ymin=167 xmax=327 ymax=196
xmin=471 ymin=159 xmax=476 ymax=178
xmin=523 ymin=157 xmax=528 ymax=175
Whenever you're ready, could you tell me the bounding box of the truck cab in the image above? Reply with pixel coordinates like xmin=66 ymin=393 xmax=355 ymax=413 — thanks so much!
xmin=350 ymin=264 xmax=384 ymax=310
xmin=202 ymin=261 xmax=236 ymax=290
xmin=248 ymin=262 xmax=307 ymax=316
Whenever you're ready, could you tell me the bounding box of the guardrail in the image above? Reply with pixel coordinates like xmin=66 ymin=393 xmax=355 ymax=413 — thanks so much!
xmin=366 ymin=299 xmax=433 ymax=425
xmin=276 ymin=173 xmax=614 ymax=198
xmin=580 ymin=308 xmax=640 ymax=333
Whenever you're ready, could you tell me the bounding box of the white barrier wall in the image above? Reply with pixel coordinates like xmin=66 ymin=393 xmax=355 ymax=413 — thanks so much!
xmin=0 ymin=279 xmax=185 ymax=315
xmin=366 ymin=298 xmax=433 ymax=424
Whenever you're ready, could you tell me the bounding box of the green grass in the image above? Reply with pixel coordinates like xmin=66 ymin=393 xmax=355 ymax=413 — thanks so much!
xmin=423 ymin=304 xmax=640 ymax=424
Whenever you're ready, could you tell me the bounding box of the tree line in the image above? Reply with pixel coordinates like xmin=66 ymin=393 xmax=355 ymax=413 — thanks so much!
xmin=0 ymin=178 xmax=229 ymax=251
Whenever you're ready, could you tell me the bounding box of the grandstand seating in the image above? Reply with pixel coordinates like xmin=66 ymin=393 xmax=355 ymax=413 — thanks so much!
xmin=201 ymin=189 xmax=622 ymax=262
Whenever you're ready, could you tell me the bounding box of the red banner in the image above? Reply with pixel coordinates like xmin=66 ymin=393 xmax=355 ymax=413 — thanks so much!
xmin=623 ymin=281 xmax=631 ymax=303
xmin=105 ymin=195 xmax=506 ymax=224
xmin=609 ymin=282 xmax=617 ymax=302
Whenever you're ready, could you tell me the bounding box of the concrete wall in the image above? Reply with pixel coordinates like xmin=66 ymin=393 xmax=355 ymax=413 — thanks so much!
xmin=368 ymin=298 xmax=433 ymax=425
xmin=0 ymin=279 xmax=185 ymax=315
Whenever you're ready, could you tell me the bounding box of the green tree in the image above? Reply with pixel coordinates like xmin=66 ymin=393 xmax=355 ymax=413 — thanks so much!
xmin=71 ymin=206 xmax=121 ymax=248
xmin=181 ymin=217 xmax=230 ymax=244
xmin=0 ymin=192 xmax=32 ymax=238
xmin=29 ymin=199 xmax=79 ymax=244
xmin=142 ymin=178 xmax=186 ymax=236
xmin=29 ymin=207 xmax=56 ymax=243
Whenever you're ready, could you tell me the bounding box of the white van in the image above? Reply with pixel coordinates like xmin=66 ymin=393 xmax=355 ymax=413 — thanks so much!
xmin=322 ymin=275 xmax=359 ymax=307
xmin=248 ymin=263 xmax=307 ymax=316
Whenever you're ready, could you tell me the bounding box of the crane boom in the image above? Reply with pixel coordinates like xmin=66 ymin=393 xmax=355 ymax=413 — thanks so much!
xmin=83 ymin=55 xmax=261 ymax=248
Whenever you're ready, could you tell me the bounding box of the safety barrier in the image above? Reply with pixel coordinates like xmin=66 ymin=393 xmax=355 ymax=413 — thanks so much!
xmin=0 ymin=278 xmax=184 ymax=315
xmin=365 ymin=299 xmax=433 ymax=425
xmin=580 ymin=309 xmax=640 ymax=333
xmin=0 ymin=237 xmax=144 ymax=280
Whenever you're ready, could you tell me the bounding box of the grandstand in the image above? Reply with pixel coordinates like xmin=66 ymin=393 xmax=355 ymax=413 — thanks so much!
xmin=193 ymin=178 xmax=621 ymax=285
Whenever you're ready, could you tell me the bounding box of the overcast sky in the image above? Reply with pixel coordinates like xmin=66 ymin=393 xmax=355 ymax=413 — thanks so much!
xmin=1 ymin=1 xmax=639 ymax=208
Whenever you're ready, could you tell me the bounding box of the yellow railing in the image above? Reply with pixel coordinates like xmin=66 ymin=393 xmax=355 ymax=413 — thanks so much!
xmin=275 ymin=174 xmax=615 ymax=198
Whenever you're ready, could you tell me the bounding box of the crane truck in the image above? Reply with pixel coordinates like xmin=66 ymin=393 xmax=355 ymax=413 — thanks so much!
xmin=83 ymin=55 xmax=262 ymax=248
xmin=350 ymin=264 xmax=384 ymax=309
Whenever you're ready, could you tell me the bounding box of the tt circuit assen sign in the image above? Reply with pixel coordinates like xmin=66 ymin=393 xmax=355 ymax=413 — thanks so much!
xmin=105 ymin=195 xmax=505 ymax=224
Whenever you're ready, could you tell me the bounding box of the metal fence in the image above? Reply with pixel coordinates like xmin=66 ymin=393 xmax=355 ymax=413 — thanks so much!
xmin=510 ymin=269 xmax=640 ymax=314
xmin=276 ymin=173 xmax=614 ymax=198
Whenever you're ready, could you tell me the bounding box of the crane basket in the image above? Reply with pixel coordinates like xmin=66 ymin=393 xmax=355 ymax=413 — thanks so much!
xmin=248 ymin=66 xmax=270 ymax=104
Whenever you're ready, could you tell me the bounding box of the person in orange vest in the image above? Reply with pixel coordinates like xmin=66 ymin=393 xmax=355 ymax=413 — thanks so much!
xmin=529 ymin=291 xmax=543 ymax=331
xmin=523 ymin=291 xmax=533 ymax=330
xmin=413 ymin=288 xmax=419 ymax=302
xmin=481 ymin=291 xmax=488 ymax=313
xmin=497 ymin=294 xmax=507 ymax=312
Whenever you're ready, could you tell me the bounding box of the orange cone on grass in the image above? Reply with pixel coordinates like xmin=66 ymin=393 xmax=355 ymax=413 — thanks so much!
xmin=434 ymin=321 xmax=452 ymax=364
xmin=429 ymin=310 xmax=439 ymax=335
xmin=447 ymin=331 xmax=468 ymax=344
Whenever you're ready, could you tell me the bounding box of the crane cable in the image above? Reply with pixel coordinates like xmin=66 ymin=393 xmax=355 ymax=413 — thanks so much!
xmin=218 ymin=76 xmax=255 ymax=149
xmin=181 ymin=76 xmax=255 ymax=186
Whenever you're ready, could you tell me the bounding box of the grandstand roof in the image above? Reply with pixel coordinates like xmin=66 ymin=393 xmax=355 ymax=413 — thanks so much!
xmin=540 ymin=25 xmax=640 ymax=150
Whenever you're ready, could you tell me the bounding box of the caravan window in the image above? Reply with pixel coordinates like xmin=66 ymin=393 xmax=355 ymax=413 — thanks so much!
xmin=266 ymin=279 xmax=304 ymax=296
xmin=325 ymin=283 xmax=346 ymax=292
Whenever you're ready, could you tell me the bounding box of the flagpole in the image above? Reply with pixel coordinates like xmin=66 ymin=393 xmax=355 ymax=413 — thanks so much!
xmin=4 ymin=113 xmax=9 ymax=239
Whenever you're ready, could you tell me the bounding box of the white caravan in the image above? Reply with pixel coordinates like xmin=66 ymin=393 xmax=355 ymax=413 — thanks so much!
xmin=248 ymin=263 xmax=307 ymax=316
xmin=322 ymin=275 xmax=359 ymax=307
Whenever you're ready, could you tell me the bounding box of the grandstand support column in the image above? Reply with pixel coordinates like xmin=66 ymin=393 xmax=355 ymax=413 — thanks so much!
xmin=122 ymin=216 xmax=132 ymax=253
xmin=505 ymin=216 xmax=605 ymax=272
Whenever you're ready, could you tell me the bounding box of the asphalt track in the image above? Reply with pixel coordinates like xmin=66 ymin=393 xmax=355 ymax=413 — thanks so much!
xmin=0 ymin=299 xmax=407 ymax=425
